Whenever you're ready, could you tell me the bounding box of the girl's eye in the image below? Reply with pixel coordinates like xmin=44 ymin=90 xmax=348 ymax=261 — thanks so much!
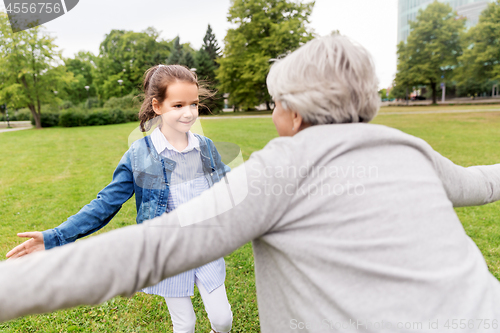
xmin=173 ymin=105 xmax=182 ymax=108
xmin=191 ymin=103 xmax=198 ymax=108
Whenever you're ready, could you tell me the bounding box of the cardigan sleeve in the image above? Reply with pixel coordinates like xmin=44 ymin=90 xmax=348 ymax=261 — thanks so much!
xmin=429 ymin=150 xmax=500 ymax=207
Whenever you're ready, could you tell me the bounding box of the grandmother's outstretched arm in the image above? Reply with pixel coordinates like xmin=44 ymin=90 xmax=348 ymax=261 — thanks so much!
xmin=0 ymin=141 xmax=294 ymax=322
xmin=429 ymin=149 xmax=500 ymax=207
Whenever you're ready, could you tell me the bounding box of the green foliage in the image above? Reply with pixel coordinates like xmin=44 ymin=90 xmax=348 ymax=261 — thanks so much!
xmin=30 ymin=112 xmax=60 ymax=127
xmin=395 ymin=1 xmax=465 ymax=103
xmin=166 ymin=36 xmax=198 ymax=68
xmin=103 ymin=93 xmax=141 ymax=110
xmin=388 ymin=84 xmax=407 ymax=100
xmin=180 ymin=50 xmax=196 ymax=69
xmin=63 ymin=51 xmax=97 ymax=105
xmin=378 ymin=88 xmax=388 ymax=100
xmin=196 ymin=48 xmax=217 ymax=82
xmin=196 ymin=25 xmax=221 ymax=82
xmin=93 ymin=28 xmax=172 ymax=100
xmin=167 ymin=36 xmax=183 ymax=65
xmin=196 ymin=25 xmax=224 ymax=114
xmin=0 ymin=109 xmax=31 ymax=121
xmin=203 ymin=24 xmax=221 ymax=61
xmin=217 ymin=0 xmax=314 ymax=109
xmin=58 ymin=108 xmax=138 ymax=127
xmin=58 ymin=109 xmax=86 ymax=127
xmin=85 ymin=97 xmax=101 ymax=109
xmin=0 ymin=13 xmax=75 ymax=128
xmin=61 ymin=100 xmax=75 ymax=109
xmin=455 ymin=1 xmax=500 ymax=95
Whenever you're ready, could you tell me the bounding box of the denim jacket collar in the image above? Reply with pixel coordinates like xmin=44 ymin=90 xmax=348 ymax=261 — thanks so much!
xmin=143 ymin=134 xmax=213 ymax=173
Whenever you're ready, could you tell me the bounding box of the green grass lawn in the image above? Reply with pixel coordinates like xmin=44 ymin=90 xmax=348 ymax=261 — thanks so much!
xmin=378 ymin=103 xmax=500 ymax=113
xmin=1 ymin=111 xmax=500 ymax=332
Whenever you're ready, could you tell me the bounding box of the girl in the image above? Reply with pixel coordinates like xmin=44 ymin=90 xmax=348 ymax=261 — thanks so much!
xmin=6 ymin=64 xmax=233 ymax=333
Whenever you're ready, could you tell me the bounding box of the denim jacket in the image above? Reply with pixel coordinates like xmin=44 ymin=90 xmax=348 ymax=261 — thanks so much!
xmin=42 ymin=134 xmax=230 ymax=250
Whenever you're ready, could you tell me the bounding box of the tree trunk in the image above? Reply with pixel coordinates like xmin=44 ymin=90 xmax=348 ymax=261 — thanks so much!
xmin=28 ymin=105 xmax=41 ymax=129
xmin=431 ymin=81 xmax=437 ymax=104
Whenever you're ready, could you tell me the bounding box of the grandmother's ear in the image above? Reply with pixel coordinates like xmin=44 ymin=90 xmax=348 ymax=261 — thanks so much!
xmin=291 ymin=111 xmax=309 ymax=133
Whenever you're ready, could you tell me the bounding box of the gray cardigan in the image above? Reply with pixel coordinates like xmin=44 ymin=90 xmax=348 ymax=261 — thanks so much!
xmin=1 ymin=123 xmax=500 ymax=332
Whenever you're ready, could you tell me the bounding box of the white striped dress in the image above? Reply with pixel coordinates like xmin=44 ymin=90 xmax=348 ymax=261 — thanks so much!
xmin=141 ymin=128 xmax=226 ymax=297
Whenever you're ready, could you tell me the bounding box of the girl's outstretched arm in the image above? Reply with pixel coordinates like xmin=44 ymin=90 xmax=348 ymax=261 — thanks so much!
xmin=6 ymin=150 xmax=135 ymax=259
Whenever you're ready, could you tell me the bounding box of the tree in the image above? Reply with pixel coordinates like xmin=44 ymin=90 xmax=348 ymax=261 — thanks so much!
xmin=455 ymin=1 xmax=500 ymax=96
xmin=0 ymin=13 xmax=74 ymax=128
xmin=64 ymin=51 xmax=97 ymax=105
xmin=166 ymin=36 xmax=197 ymax=68
xmin=196 ymin=48 xmax=217 ymax=82
xmin=196 ymin=25 xmax=224 ymax=114
xmin=395 ymin=1 xmax=465 ymax=104
xmin=93 ymin=28 xmax=172 ymax=100
xmin=196 ymin=25 xmax=221 ymax=82
xmin=203 ymin=24 xmax=221 ymax=61
xmin=217 ymin=0 xmax=314 ymax=110
xmin=167 ymin=36 xmax=183 ymax=65
xmin=378 ymin=88 xmax=388 ymax=100
xmin=180 ymin=51 xmax=196 ymax=69
xmin=388 ymin=81 xmax=408 ymax=100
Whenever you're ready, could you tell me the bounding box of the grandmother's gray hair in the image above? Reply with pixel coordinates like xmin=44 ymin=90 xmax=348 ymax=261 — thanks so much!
xmin=266 ymin=35 xmax=380 ymax=125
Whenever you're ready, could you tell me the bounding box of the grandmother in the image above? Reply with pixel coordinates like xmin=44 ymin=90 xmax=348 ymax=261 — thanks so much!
xmin=1 ymin=35 xmax=500 ymax=332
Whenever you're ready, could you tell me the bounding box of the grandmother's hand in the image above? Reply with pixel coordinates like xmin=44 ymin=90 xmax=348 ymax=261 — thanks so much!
xmin=6 ymin=232 xmax=45 ymax=260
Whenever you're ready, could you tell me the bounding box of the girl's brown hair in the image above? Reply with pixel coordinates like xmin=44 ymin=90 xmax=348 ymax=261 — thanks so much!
xmin=139 ymin=64 xmax=213 ymax=132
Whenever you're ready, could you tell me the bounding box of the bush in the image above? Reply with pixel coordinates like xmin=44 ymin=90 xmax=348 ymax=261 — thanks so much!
xmin=15 ymin=109 xmax=32 ymax=121
xmin=1 ymin=106 xmax=138 ymax=128
xmin=31 ymin=112 xmax=59 ymax=127
xmin=85 ymin=97 xmax=100 ymax=109
xmin=111 ymin=108 xmax=126 ymax=124
xmin=61 ymin=100 xmax=74 ymax=109
xmin=124 ymin=109 xmax=139 ymax=122
xmin=86 ymin=109 xmax=112 ymax=126
xmin=58 ymin=107 xmax=138 ymax=127
xmin=1 ymin=109 xmax=32 ymax=121
xmin=59 ymin=109 xmax=86 ymax=127
xmin=103 ymin=93 xmax=141 ymax=110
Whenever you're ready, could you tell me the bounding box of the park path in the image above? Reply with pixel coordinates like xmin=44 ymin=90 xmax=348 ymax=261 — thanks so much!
xmin=0 ymin=127 xmax=32 ymax=134
xmin=377 ymin=108 xmax=500 ymax=116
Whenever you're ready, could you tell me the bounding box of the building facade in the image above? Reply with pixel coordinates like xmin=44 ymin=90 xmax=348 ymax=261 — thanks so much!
xmin=397 ymin=0 xmax=495 ymax=43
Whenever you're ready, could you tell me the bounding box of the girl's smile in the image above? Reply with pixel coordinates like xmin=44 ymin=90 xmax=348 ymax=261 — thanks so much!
xmin=152 ymin=81 xmax=199 ymax=151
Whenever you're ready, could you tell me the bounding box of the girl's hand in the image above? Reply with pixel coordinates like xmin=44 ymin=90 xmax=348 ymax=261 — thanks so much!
xmin=6 ymin=232 xmax=45 ymax=260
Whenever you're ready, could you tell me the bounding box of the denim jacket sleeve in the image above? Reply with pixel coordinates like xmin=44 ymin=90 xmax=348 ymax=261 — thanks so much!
xmin=42 ymin=150 xmax=135 ymax=250
xmin=206 ymin=137 xmax=231 ymax=183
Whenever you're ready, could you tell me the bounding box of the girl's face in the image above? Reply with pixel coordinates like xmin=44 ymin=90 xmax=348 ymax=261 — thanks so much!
xmin=154 ymin=81 xmax=199 ymax=134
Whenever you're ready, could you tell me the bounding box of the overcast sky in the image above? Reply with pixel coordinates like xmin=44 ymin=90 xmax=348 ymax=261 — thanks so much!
xmin=1 ymin=0 xmax=398 ymax=89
